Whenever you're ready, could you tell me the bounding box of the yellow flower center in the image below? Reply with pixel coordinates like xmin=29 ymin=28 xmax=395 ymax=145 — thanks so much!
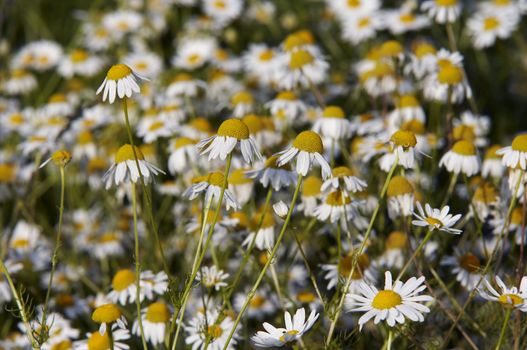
xmin=207 ymin=325 xmax=223 ymax=339
xmin=414 ymin=43 xmax=436 ymax=58
xmin=358 ymin=17 xmax=371 ymax=28
xmin=302 ymin=176 xmax=322 ymax=197
xmin=398 ymin=95 xmax=420 ymax=108
xmin=50 ymin=150 xmax=72 ymax=167
xmin=293 ymin=130 xmax=324 ymax=153
xmin=135 ymin=61 xmax=148 ymax=71
xmin=483 ymin=17 xmax=499 ymax=30
xmin=322 ymin=106 xmax=345 ymax=119
xmin=451 ymin=140 xmax=476 ymax=156
xmin=401 ymin=120 xmax=426 ymax=135
xmin=426 ymin=217 xmax=443 ymax=227
xmin=453 ymin=125 xmax=476 ymax=142
xmin=87 ymin=331 xmax=110 ymax=350
xmin=259 ymin=50 xmax=274 ymax=61
xmin=326 ymin=190 xmax=351 ymax=206
xmin=390 ymin=130 xmax=417 ymax=148
xmin=473 ymin=182 xmax=498 ymax=203
xmin=87 ymin=158 xmax=108 ymax=174
xmin=106 ymin=64 xmax=133 ymax=81
xmin=494 ymin=0 xmax=510 ymax=4
xmin=400 ymin=13 xmax=416 ymax=23
xmin=511 ymin=207 xmax=524 ymax=225
xmin=70 ymin=49 xmax=88 ymax=63
xmin=436 ymin=0 xmax=457 ymax=6
xmin=438 ymin=65 xmax=463 ymax=85
xmin=338 ymin=254 xmax=370 ymax=279
xmin=250 ymin=295 xmax=267 ymax=308
xmin=0 ymin=164 xmax=16 ymax=183
xmin=174 ymin=137 xmax=196 ymax=149
xmin=99 ymin=232 xmax=119 ymax=243
xmin=115 ymin=144 xmax=145 ymax=163
xmin=56 ymin=294 xmax=74 ymax=307
xmin=49 ymin=93 xmax=67 ymax=103
xmin=51 ymin=340 xmax=72 ymax=350
xmin=283 ymin=34 xmax=308 ymax=52
xmin=92 ymin=303 xmax=122 ymax=323
xmin=217 ymin=119 xmax=250 ymax=140
xmin=386 ymin=231 xmax=408 ymax=249
xmin=12 ymin=69 xmax=29 ymax=78
xmin=207 ymin=171 xmax=226 ymax=187
xmin=231 ymin=91 xmax=253 ymax=105
xmin=276 ymin=91 xmax=297 ymax=100
xmin=279 ymin=330 xmax=299 ymax=342
xmin=458 ymin=253 xmax=481 ymax=272
xmin=173 ymin=73 xmax=192 ymax=82
xmin=498 ymin=293 xmax=523 ymax=308
xmin=289 ymin=50 xmax=314 ymax=69
xmin=511 ymin=134 xmax=527 ymax=152
xmin=372 ymin=290 xmax=402 ymax=309
xmin=145 ymin=302 xmax=171 ymax=323
xmin=380 ymin=40 xmax=403 ymax=58
xmin=148 ymin=121 xmax=165 ymax=131
xmin=347 ymin=0 xmax=361 ymax=8
xmin=242 ymin=114 xmax=264 ymax=133
xmin=231 ymin=211 xmax=250 ymax=228
xmin=485 ymin=145 xmax=502 ymax=159
xmin=213 ymin=0 xmax=226 ymax=9
xmin=387 ymin=176 xmax=414 ymax=197
xmin=8 ymin=113 xmax=24 ymax=125
xmin=112 ymin=269 xmax=135 ymax=291
xmin=11 ymin=239 xmax=29 ymax=248
xmin=229 ymin=168 xmax=252 ymax=185
xmin=297 ymin=292 xmax=316 ymax=303
xmin=78 ymin=130 xmax=93 ymax=144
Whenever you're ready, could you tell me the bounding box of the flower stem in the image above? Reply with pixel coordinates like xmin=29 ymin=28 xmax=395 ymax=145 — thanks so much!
xmin=131 ymin=184 xmax=148 ymax=350
xmin=387 ymin=329 xmax=393 ymax=350
xmin=495 ymin=308 xmax=512 ymax=350
xmin=0 ymin=260 xmax=38 ymax=348
xmin=221 ymin=174 xmax=304 ymax=350
xmin=325 ymin=158 xmax=398 ymax=346
xmin=108 ymin=325 xmax=115 ymax=350
xmin=171 ymin=153 xmax=233 ymax=350
xmin=396 ymin=230 xmax=433 ymax=281
xmin=122 ymin=98 xmax=170 ymax=275
xmin=39 ymin=165 xmax=66 ymax=344
xmin=440 ymin=172 xmax=458 ymax=208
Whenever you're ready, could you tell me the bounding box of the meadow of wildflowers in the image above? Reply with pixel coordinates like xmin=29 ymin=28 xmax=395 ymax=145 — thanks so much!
xmin=3 ymin=0 xmax=527 ymax=349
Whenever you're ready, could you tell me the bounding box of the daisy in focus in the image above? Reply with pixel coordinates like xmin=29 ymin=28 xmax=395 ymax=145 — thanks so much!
xmin=96 ymin=63 xmax=144 ymax=104
xmin=479 ymin=276 xmax=527 ymax=311
xmin=412 ymin=202 xmax=462 ymax=234
xmin=345 ymin=271 xmax=433 ymax=330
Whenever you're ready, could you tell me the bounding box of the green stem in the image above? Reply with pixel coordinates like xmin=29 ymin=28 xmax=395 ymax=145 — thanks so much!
xmin=221 ymin=174 xmax=304 ymax=350
xmin=171 ymin=153 xmax=233 ymax=350
xmin=131 ymin=184 xmax=148 ymax=349
xmin=495 ymin=309 xmax=512 ymax=350
xmin=0 ymin=260 xmax=38 ymax=348
xmin=108 ymin=325 xmax=115 ymax=350
xmin=39 ymin=165 xmax=66 ymax=344
xmin=396 ymin=230 xmax=433 ymax=281
xmin=122 ymin=98 xmax=170 ymax=275
xmin=387 ymin=329 xmax=393 ymax=350
xmin=325 ymin=158 xmax=399 ymax=346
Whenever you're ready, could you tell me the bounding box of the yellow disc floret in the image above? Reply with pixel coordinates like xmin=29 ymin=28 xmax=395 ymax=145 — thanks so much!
xmin=106 ymin=64 xmax=133 ymax=80
xmin=452 ymin=140 xmax=477 ymax=156
xmin=386 ymin=231 xmax=408 ymax=250
xmin=458 ymin=253 xmax=481 ymax=273
xmin=87 ymin=332 xmax=110 ymax=350
xmin=511 ymin=134 xmax=527 ymax=152
xmin=145 ymin=302 xmax=171 ymax=323
xmin=387 ymin=176 xmax=414 ymax=197
xmin=289 ymin=50 xmax=314 ymax=69
xmin=322 ymin=106 xmax=345 ymax=119
xmin=390 ymin=130 xmax=417 ymax=148
xmin=326 ymin=190 xmax=351 ymax=206
xmin=50 ymin=150 xmax=72 ymax=167
xmin=293 ymin=130 xmax=324 ymax=153
xmin=112 ymin=269 xmax=135 ymax=291
xmin=115 ymin=144 xmax=145 ymax=163
xmin=372 ymin=290 xmax=402 ymax=309
xmin=302 ymin=176 xmax=322 ymax=196
xmin=92 ymin=303 xmax=121 ymax=324
xmin=217 ymin=119 xmax=250 ymax=140
xmin=438 ymin=65 xmax=463 ymax=85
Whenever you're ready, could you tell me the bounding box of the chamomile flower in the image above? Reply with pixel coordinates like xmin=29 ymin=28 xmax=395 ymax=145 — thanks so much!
xmin=251 ymin=308 xmax=319 ymax=348
xmin=265 ymin=91 xmax=307 ymax=128
xmin=183 ymin=172 xmax=240 ymax=210
xmin=96 ymin=64 xmax=144 ymax=104
xmin=321 ymin=166 xmax=367 ymax=194
xmin=243 ymin=210 xmax=276 ymax=250
xmin=312 ymin=106 xmax=352 ymax=141
xmin=386 ymin=10 xmax=430 ymax=35
xmin=243 ymin=44 xmax=281 ymax=86
xmin=3 ymin=69 xmax=37 ymax=95
xmin=166 ymin=73 xmax=206 ymax=98
xmin=133 ymin=302 xmax=171 ymax=345
xmin=412 ymin=202 xmax=462 ymax=234
xmin=58 ymin=49 xmax=104 ymax=78
xmin=228 ymin=168 xmax=254 ymax=205
xmin=172 ymin=37 xmax=216 ymax=70
xmin=203 ymin=0 xmax=243 ymax=26
xmin=379 ymin=231 xmax=408 ymax=269
xmin=479 ymin=276 xmax=527 ymax=311
xmin=197 ymin=118 xmax=261 ymax=164
xmin=380 ymin=130 xmax=418 ymax=171
xmin=387 ymin=176 xmax=415 ymax=219
xmin=277 ymin=131 xmax=331 ymax=179
xmin=421 ymin=0 xmax=462 ymax=24
xmin=299 ymin=175 xmax=323 ymax=216
xmin=167 ymin=137 xmax=199 ymax=175
xmin=482 ymin=145 xmax=505 ymax=178
xmin=246 ymin=155 xmax=297 ymax=191
xmin=39 ymin=149 xmax=72 ymax=169
xmin=467 ymin=11 xmax=519 ymax=49
xmin=75 ymin=322 xmax=130 ymax=350
xmin=230 ymin=91 xmax=254 ymax=118
xmin=125 ymin=52 xmax=163 ymax=79
xmin=497 ymin=133 xmax=527 ymax=169
xmin=185 ymin=310 xmax=239 ymax=350
xmin=321 ymin=253 xmax=377 ymax=292
xmin=103 ymin=144 xmax=164 ymax=189
xmin=314 ymin=190 xmax=357 ymax=223
xmin=102 ymin=10 xmax=143 ymax=38
xmin=276 ymin=48 xmax=329 ymax=90
xmin=91 ymin=303 xmax=127 ymax=335
xmin=340 ymin=12 xmax=382 ymax=45
xmin=441 ymin=250 xmax=484 ymax=290
xmin=345 ymin=271 xmax=433 ymax=330
xmin=439 ymin=140 xmax=480 ymax=176
xmin=196 ymin=266 xmax=230 ymax=291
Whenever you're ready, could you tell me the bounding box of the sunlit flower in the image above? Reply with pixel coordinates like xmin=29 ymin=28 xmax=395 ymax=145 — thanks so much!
xmin=96 ymin=64 xmax=144 ymax=104
xmin=133 ymin=302 xmax=171 ymax=345
xmin=412 ymin=202 xmax=462 ymax=234
xmin=497 ymin=133 xmax=527 ymax=169
xmin=421 ymin=0 xmax=461 ymax=24
xmin=196 ymin=265 xmax=230 ymax=291
xmin=479 ymin=276 xmax=527 ymax=311
xmin=439 ymin=140 xmax=480 ymax=176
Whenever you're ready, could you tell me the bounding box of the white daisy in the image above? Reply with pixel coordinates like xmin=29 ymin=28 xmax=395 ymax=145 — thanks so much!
xmin=133 ymin=302 xmax=171 ymax=346
xmin=479 ymin=276 xmax=527 ymax=311
xmin=467 ymin=11 xmax=519 ymax=49
xmin=345 ymin=271 xmax=433 ymax=330
xmin=421 ymin=0 xmax=462 ymax=24
xmin=196 ymin=266 xmax=230 ymax=291
xmin=439 ymin=139 xmax=480 ymax=176
xmin=184 ymin=310 xmax=239 ymax=350
xmin=412 ymin=202 xmax=463 ymax=234
xmin=245 ymin=155 xmax=297 ymax=191
xmin=183 ymin=171 xmax=240 ymax=210
xmin=497 ymin=133 xmax=527 ymax=170
xmin=321 ymin=166 xmax=367 ymax=194
xmin=312 ymin=106 xmax=352 ymax=141
xmin=96 ymin=64 xmax=144 ymax=104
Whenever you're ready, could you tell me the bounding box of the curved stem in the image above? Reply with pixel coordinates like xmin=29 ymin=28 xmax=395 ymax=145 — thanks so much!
xmin=122 ymin=98 xmax=170 ymax=275
xmin=387 ymin=329 xmax=393 ymax=350
xmin=0 ymin=260 xmax=38 ymax=348
xmin=40 ymin=165 xmax=66 ymax=343
xmin=131 ymin=184 xmax=148 ymax=349
xmin=325 ymin=158 xmax=398 ymax=346
xmin=396 ymin=230 xmax=433 ymax=281
xmin=222 ymin=174 xmax=304 ymax=350
xmin=171 ymin=153 xmax=233 ymax=350
xmin=495 ymin=308 xmax=512 ymax=350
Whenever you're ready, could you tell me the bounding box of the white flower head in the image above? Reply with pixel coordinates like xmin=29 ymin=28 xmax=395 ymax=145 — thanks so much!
xmin=96 ymin=63 xmax=145 ymax=104
xmin=412 ymin=202 xmax=462 ymax=234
